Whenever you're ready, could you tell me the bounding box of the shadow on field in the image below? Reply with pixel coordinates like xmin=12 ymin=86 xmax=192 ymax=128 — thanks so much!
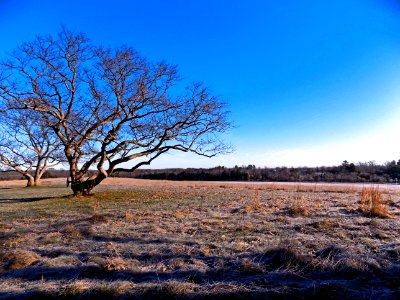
xmin=0 ymin=189 xmax=72 ymax=204
xmin=0 ymin=196 xmax=55 ymax=204
xmin=2 ymin=240 xmax=400 ymax=299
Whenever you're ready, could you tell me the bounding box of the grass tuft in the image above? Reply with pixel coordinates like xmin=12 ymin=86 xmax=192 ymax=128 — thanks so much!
xmin=360 ymin=187 xmax=390 ymax=218
xmin=262 ymin=246 xmax=311 ymax=271
xmin=0 ymin=249 xmax=40 ymax=270
xmin=63 ymin=280 xmax=90 ymax=297
xmin=244 ymin=191 xmax=262 ymax=212
xmin=64 ymin=225 xmax=82 ymax=238
xmin=240 ymin=258 xmax=265 ymax=274
xmin=124 ymin=210 xmax=134 ymax=222
xmin=288 ymin=194 xmax=310 ymax=217
xmin=42 ymin=232 xmax=63 ymax=244
xmin=158 ymin=280 xmax=197 ymax=296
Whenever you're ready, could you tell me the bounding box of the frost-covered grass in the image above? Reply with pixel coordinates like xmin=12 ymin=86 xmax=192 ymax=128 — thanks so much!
xmin=1 ymin=179 xmax=400 ymax=299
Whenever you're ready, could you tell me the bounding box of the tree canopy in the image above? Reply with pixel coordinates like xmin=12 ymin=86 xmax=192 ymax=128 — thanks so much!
xmin=0 ymin=108 xmax=61 ymax=186
xmin=0 ymin=28 xmax=232 ymax=195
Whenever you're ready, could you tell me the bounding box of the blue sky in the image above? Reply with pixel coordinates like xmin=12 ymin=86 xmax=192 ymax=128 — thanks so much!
xmin=1 ymin=0 xmax=400 ymax=167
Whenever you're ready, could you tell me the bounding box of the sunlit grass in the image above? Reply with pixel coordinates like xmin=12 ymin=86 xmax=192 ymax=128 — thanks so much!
xmin=0 ymin=179 xmax=399 ymax=298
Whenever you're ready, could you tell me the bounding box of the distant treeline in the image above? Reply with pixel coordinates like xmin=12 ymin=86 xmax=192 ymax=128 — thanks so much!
xmin=2 ymin=160 xmax=400 ymax=183
xmin=0 ymin=169 xmax=70 ymax=181
xmin=113 ymin=160 xmax=400 ymax=183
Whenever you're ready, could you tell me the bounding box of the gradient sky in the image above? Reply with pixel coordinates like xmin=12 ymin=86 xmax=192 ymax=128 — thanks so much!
xmin=1 ymin=0 xmax=400 ymax=168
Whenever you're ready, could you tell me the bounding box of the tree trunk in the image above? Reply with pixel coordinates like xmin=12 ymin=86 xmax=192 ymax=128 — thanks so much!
xmin=70 ymin=173 xmax=107 ymax=196
xmin=25 ymin=174 xmax=35 ymax=187
xmin=34 ymin=161 xmax=42 ymax=186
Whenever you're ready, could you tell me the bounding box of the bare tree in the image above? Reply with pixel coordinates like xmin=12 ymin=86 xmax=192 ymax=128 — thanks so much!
xmin=0 ymin=28 xmax=232 ymax=195
xmin=0 ymin=109 xmax=61 ymax=186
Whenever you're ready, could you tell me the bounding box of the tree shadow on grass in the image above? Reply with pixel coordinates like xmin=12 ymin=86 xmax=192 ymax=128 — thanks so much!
xmin=0 ymin=196 xmax=57 ymax=204
xmin=0 ymin=192 xmax=73 ymax=204
xmin=1 ymin=241 xmax=400 ymax=299
xmin=0 ymin=259 xmax=399 ymax=300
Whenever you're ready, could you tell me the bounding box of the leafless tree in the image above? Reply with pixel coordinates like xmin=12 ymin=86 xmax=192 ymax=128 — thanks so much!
xmin=0 ymin=109 xmax=61 ymax=186
xmin=0 ymin=28 xmax=232 ymax=195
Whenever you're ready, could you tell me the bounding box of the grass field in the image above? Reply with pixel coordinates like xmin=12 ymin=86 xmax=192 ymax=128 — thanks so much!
xmin=0 ymin=178 xmax=400 ymax=299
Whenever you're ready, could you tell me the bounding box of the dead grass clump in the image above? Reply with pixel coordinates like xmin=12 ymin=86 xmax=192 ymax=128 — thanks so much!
xmin=124 ymin=210 xmax=134 ymax=222
xmin=88 ymin=200 xmax=109 ymax=223
xmin=42 ymin=232 xmax=63 ymax=244
xmin=262 ymin=247 xmax=311 ymax=271
xmin=273 ymin=216 xmax=289 ymax=224
xmin=63 ymin=280 xmax=90 ymax=297
xmin=157 ymin=280 xmax=197 ymax=297
xmin=310 ymin=219 xmax=339 ymax=230
xmin=316 ymin=245 xmax=345 ymax=261
xmin=90 ymin=213 xmax=109 ymax=223
xmin=315 ymin=245 xmax=379 ymax=277
xmin=240 ymin=258 xmax=265 ymax=274
xmin=89 ymin=284 xmax=123 ymax=298
xmin=103 ymin=257 xmax=128 ymax=271
xmin=174 ymin=209 xmax=188 ymax=219
xmin=168 ymin=257 xmax=188 ymax=270
xmin=288 ymin=194 xmax=310 ymax=217
xmin=244 ymin=191 xmax=262 ymax=212
xmin=338 ymin=256 xmax=378 ymax=277
xmin=64 ymin=225 xmax=82 ymax=238
xmin=360 ymin=187 xmax=390 ymax=218
xmin=1 ymin=234 xmax=28 ymax=248
xmin=77 ymin=225 xmax=92 ymax=237
xmin=233 ymin=241 xmax=249 ymax=251
xmin=44 ymin=255 xmax=81 ymax=268
xmin=148 ymin=224 xmax=168 ymax=234
xmin=86 ymin=255 xmax=107 ymax=266
xmin=199 ymin=245 xmax=214 ymax=256
xmin=208 ymin=283 xmax=248 ymax=294
xmin=111 ymin=281 xmax=134 ymax=295
xmin=0 ymin=223 xmax=12 ymax=231
xmin=0 ymin=249 xmax=40 ymax=270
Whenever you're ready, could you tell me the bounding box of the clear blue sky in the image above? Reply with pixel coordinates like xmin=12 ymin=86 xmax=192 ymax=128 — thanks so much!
xmin=1 ymin=0 xmax=400 ymax=167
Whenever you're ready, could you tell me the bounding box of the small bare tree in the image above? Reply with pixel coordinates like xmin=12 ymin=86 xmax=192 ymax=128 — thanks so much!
xmin=0 ymin=28 xmax=232 ymax=195
xmin=0 ymin=109 xmax=61 ymax=186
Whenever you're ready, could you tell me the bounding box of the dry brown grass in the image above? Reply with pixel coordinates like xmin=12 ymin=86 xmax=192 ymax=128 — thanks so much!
xmin=0 ymin=179 xmax=399 ymax=299
xmin=124 ymin=210 xmax=134 ymax=222
xmin=103 ymin=257 xmax=128 ymax=271
xmin=64 ymin=225 xmax=82 ymax=238
xmin=360 ymin=187 xmax=390 ymax=218
xmin=0 ymin=249 xmax=40 ymax=270
xmin=63 ymin=280 xmax=90 ymax=297
xmin=42 ymin=232 xmax=63 ymax=244
xmin=0 ymin=223 xmax=12 ymax=231
xmin=157 ymin=281 xmax=198 ymax=297
xmin=288 ymin=193 xmax=310 ymax=217
xmin=240 ymin=258 xmax=265 ymax=274
xmin=243 ymin=190 xmax=262 ymax=212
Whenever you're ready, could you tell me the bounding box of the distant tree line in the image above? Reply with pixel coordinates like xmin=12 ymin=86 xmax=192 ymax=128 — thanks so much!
xmin=112 ymin=160 xmax=400 ymax=183
xmin=2 ymin=160 xmax=400 ymax=184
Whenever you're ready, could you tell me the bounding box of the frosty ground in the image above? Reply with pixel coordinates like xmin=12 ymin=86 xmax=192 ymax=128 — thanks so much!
xmin=0 ymin=178 xmax=400 ymax=299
